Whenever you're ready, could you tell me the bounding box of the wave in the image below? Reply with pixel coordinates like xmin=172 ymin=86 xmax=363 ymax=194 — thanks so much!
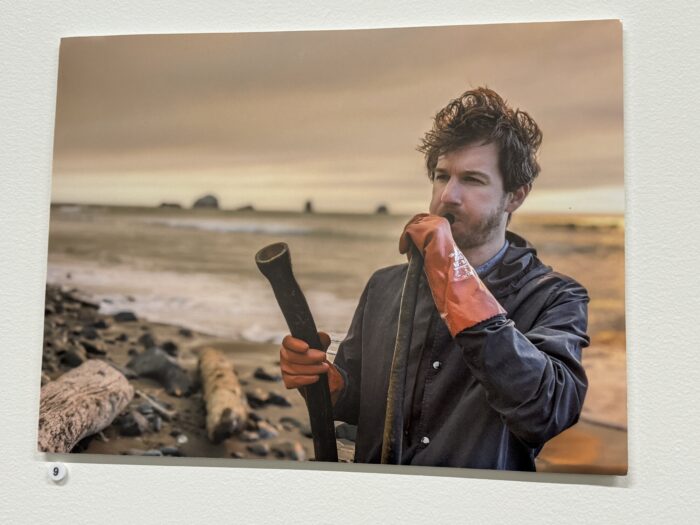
xmin=142 ymin=218 xmax=314 ymax=236
xmin=141 ymin=217 xmax=396 ymax=240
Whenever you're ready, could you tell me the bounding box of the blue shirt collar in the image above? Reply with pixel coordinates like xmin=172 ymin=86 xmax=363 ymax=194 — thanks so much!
xmin=475 ymin=240 xmax=509 ymax=277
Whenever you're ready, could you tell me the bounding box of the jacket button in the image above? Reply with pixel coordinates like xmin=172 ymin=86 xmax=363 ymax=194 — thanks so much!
xmin=432 ymin=361 xmax=441 ymax=370
xmin=421 ymin=436 xmax=430 ymax=445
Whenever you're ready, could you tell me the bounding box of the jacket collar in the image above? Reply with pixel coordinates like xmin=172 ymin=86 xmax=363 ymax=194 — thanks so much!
xmin=481 ymin=231 xmax=551 ymax=298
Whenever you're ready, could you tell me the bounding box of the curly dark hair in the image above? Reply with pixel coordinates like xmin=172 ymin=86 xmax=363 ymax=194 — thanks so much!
xmin=418 ymin=87 xmax=543 ymax=193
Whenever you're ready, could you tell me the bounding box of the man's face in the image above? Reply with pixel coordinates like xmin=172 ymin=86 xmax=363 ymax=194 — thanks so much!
xmin=428 ymin=141 xmax=509 ymax=251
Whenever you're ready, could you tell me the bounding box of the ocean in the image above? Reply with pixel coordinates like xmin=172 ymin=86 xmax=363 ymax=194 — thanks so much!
xmin=46 ymin=205 xmax=625 ymax=348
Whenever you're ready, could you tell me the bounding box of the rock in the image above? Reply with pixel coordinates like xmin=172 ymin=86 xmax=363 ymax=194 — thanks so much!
xmin=127 ymin=348 xmax=138 ymax=357
xmin=235 ymin=205 xmax=255 ymax=211
xmin=149 ymin=414 xmax=162 ymax=432
xmin=230 ymin=451 xmax=245 ymax=459
xmin=114 ymin=311 xmax=138 ymax=322
xmin=304 ymin=200 xmax=314 ymax=213
xmin=159 ymin=202 xmax=182 ymax=209
xmin=239 ymin=431 xmax=261 ymax=442
xmin=161 ymin=341 xmax=178 ymax=356
xmin=178 ymin=328 xmax=193 ymax=337
xmin=256 ymin=421 xmax=279 ymax=439
xmin=246 ymin=443 xmax=270 ymax=457
xmin=279 ymin=416 xmax=302 ymax=428
xmin=300 ymin=425 xmax=313 ymax=438
xmin=160 ymin=446 xmax=182 ymax=456
xmin=136 ymin=403 xmax=154 ymax=415
xmin=127 ymin=347 xmax=193 ymax=397
xmin=245 ymin=388 xmax=270 ymax=409
xmin=138 ymin=333 xmax=156 ymax=349
xmin=248 ymin=412 xmax=263 ymax=423
xmin=272 ymin=441 xmax=307 ymax=461
xmin=267 ymin=392 xmax=291 ymax=407
xmin=253 ymin=367 xmax=281 ymax=382
xmin=335 ymin=423 xmax=357 ymax=441
xmin=375 ymin=204 xmax=389 ymax=215
xmin=116 ymin=333 xmax=129 ymax=342
xmin=60 ymin=348 xmax=85 ymax=368
xmin=92 ymin=319 xmax=109 ymax=329
xmin=118 ymin=411 xmax=151 ymax=437
xmin=82 ymin=326 xmax=99 ymax=340
xmin=176 ymin=434 xmax=189 ymax=445
xmin=192 ymin=194 xmax=219 ymax=209
xmin=81 ymin=340 xmax=106 ymax=355
xmin=141 ymin=449 xmax=163 ymax=457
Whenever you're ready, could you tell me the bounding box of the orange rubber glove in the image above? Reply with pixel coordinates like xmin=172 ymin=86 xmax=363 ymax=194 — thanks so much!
xmin=279 ymin=331 xmax=345 ymax=405
xmin=399 ymin=213 xmax=506 ymax=337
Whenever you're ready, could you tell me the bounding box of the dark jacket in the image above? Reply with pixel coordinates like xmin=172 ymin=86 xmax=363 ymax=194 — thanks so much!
xmin=332 ymin=231 xmax=589 ymax=471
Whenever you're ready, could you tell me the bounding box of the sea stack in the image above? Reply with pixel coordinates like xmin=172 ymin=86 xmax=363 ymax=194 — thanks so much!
xmin=193 ymin=194 xmax=219 ymax=209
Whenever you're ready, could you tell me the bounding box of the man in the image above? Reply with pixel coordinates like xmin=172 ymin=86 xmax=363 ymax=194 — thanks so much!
xmin=279 ymin=87 xmax=589 ymax=471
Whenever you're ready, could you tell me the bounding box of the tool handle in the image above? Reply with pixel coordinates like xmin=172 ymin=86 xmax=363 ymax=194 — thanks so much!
xmin=255 ymin=242 xmax=338 ymax=462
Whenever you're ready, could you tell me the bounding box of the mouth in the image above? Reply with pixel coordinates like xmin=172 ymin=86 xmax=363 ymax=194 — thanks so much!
xmin=442 ymin=213 xmax=456 ymax=225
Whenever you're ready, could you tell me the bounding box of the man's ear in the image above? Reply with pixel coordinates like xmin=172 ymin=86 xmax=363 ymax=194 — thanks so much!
xmin=505 ymin=183 xmax=531 ymax=213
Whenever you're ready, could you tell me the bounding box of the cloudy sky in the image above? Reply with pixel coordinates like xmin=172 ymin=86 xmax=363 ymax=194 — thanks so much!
xmin=52 ymin=20 xmax=623 ymax=213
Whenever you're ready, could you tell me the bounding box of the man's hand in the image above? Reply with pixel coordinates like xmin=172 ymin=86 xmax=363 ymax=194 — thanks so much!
xmin=280 ymin=331 xmax=345 ymax=405
xmin=399 ymin=213 xmax=506 ymax=336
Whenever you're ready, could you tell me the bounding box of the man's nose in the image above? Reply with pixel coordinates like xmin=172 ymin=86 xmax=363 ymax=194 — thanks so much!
xmin=440 ymin=176 xmax=461 ymax=205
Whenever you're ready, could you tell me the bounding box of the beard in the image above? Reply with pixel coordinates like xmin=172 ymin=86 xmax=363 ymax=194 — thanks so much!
xmin=452 ymin=197 xmax=508 ymax=251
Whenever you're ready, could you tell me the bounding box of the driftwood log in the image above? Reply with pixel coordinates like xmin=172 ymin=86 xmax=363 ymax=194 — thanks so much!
xmin=199 ymin=348 xmax=249 ymax=443
xmin=38 ymin=360 xmax=134 ymax=453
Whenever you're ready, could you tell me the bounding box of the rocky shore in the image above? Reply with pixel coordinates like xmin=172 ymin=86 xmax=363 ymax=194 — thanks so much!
xmin=40 ymin=284 xmax=321 ymax=461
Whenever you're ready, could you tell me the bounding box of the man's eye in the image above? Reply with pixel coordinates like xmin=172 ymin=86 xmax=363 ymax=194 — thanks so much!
xmin=434 ymin=174 xmax=449 ymax=182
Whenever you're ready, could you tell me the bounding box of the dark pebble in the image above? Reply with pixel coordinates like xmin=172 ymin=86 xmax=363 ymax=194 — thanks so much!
xmin=127 ymin=348 xmax=138 ymax=356
xmin=81 ymin=340 xmax=106 ymax=355
xmin=138 ymin=333 xmax=156 ymax=348
xmin=178 ymin=328 xmax=193 ymax=337
xmin=254 ymin=367 xmax=282 ymax=382
xmin=93 ymin=319 xmax=109 ymax=329
xmin=169 ymin=428 xmax=183 ymax=437
xmin=248 ymin=412 xmax=263 ymax=423
xmin=115 ymin=333 xmax=128 ymax=342
xmin=279 ymin=416 xmax=302 ymax=428
xmin=150 ymin=414 xmax=162 ymax=432
xmin=246 ymin=443 xmax=270 ymax=457
xmin=60 ymin=348 xmax=85 ymax=368
xmin=271 ymin=441 xmax=307 ymax=461
xmin=161 ymin=340 xmax=178 ymax=356
xmin=82 ymin=327 xmax=99 ymax=340
xmin=267 ymin=392 xmax=291 ymax=407
xmin=141 ymin=449 xmax=163 ymax=457
xmin=113 ymin=311 xmax=138 ymax=322
xmin=239 ymin=431 xmax=261 ymax=442
xmin=246 ymin=388 xmax=270 ymax=409
xmin=257 ymin=421 xmax=279 ymax=439
xmin=230 ymin=451 xmax=245 ymax=459
xmin=119 ymin=411 xmax=151 ymax=436
xmin=137 ymin=403 xmax=154 ymax=415
xmin=160 ymin=447 xmax=181 ymax=457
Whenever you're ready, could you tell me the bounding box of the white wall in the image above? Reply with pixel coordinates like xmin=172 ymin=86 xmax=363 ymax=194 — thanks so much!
xmin=1 ymin=1 xmax=698 ymax=523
